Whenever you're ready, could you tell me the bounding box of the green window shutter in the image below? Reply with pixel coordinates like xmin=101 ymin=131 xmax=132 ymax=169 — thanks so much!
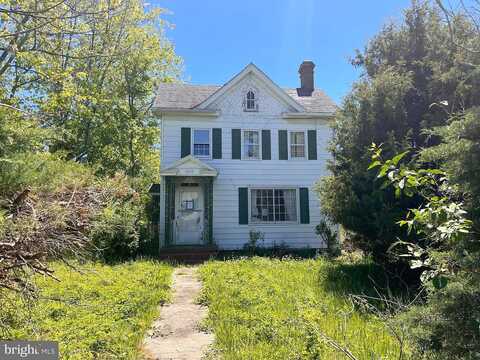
xmin=232 ymin=129 xmax=241 ymax=160
xmin=278 ymin=130 xmax=288 ymax=160
xmin=308 ymin=130 xmax=317 ymax=160
xmin=238 ymin=187 xmax=249 ymax=224
xmin=299 ymin=187 xmax=310 ymax=224
xmin=261 ymin=130 xmax=271 ymax=160
xmin=181 ymin=127 xmax=191 ymax=158
xmin=212 ymin=128 xmax=222 ymax=159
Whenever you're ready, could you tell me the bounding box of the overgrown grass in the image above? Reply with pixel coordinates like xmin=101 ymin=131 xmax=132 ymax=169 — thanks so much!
xmin=199 ymin=257 xmax=410 ymax=359
xmin=2 ymin=260 xmax=172 ymax=359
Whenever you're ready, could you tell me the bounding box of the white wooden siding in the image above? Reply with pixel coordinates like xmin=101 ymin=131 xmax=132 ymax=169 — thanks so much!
xmin=159 ymin=73 xmax=331 ymax=250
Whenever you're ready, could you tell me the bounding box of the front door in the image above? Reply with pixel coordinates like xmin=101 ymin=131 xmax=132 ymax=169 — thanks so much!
xmin=174 ymin=185 xmax=204 ymax=245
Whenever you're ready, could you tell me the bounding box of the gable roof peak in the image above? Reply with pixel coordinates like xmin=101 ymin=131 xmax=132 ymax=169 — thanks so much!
xmin=195 ymin=62 xmax=305 ymax=112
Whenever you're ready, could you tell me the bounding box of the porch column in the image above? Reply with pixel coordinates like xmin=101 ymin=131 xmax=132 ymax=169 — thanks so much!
xmin=204 ymin=177 xmax=214 ymax=245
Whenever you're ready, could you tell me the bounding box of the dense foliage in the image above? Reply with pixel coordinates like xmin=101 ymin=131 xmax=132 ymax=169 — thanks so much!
xmin=0 ymin=0 xmax=180 ymax=287
xmin=317 ymin=1 xmax=480 ymax=262
xmin=1 ymin=261 xmax=172 ymax=359
xmin=317 ymin=1 xmax=480 ymax=358
xmin=371 ymin=138 xmax=480 ymax=358
xmin=421 ymin=107 xmax=480 ymax=227
xmin=90 ymin=179 xmax=144 ymax=262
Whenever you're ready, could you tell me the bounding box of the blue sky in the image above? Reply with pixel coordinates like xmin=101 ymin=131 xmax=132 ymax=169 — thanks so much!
xmin=154 ymin=0 xmax=413 ymax=104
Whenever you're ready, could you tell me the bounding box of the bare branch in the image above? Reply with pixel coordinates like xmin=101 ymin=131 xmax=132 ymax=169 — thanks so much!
xmin=315 ymin=329 xmax=359 ymax=360
xmin=435 ymin=0 xmax=480 ymax=54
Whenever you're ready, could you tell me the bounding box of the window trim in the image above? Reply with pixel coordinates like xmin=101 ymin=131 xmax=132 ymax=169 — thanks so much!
xmin=241 ymin=129 xmax=262 ymax=161
xmin=248 ymin=187 xmax=300 ymax=225
xmin=191 ymin=128 xmax=212 ymax=159
xmin=288 ymin=130 xmax=307 ymax=160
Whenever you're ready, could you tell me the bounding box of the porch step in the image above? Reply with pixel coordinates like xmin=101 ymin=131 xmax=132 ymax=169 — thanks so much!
xmin=158 ymin=246 xmax=218 ymax=264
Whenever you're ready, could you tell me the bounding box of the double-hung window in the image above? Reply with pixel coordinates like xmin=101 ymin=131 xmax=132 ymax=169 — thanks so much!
xmin=243 ymin=130 xmax=260 ymax=160
xmin=289 ymin=131 xmax=306 ymax=159
xmin=250 ymin=188 xmax=298 ymax=223
xmin=192 ymin=129 xmax=211 ymax=158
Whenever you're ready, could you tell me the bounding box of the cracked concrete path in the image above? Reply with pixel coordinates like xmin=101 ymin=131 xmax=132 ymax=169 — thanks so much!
xmin=142 ymin=267 xmax=214 ymax=360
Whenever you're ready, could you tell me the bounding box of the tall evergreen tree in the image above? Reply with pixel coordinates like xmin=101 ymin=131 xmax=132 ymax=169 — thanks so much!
xmin=317 ymin=1 xmax=480 ymax=262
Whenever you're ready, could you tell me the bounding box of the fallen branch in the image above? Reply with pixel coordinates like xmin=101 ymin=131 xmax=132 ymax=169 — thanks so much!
xmin=0 ymin=184 xmax=113 ymax=292
xmin=317 ymin=330 xmax=359 ymax=360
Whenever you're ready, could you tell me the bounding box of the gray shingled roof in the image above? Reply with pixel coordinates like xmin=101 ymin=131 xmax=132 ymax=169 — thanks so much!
xmin=284 ymin=88 xmax=337 ymax=114
xmin=154 ymin=83 xmax=337 ymax=114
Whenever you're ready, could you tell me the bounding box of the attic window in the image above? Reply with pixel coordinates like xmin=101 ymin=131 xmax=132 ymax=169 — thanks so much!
xmin=245 ymin=90 xmax=257 ymax=111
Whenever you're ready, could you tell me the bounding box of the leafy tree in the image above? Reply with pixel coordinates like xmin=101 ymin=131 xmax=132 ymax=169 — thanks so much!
xmin=317 ymin=1 xmax=480 ymax=262
xmin=0 ymin=0 xmax=181 ymax=181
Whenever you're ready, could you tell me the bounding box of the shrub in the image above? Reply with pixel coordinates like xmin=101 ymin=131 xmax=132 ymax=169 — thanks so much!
xmin=315 ymin=219 xmax=340 ymax=257
xmin=243 ymin=229 xmax=265 ymax=254
xmin=91 ymin=202 xmax=141 ymax=261
xmin=0 ymin=152 xmax=94 ymax=196
xmin=398 ymin=279 xmax=480 ymax=359
xmin=139 ymin=190 xmax=161 ymax=256
xmin=90 ymin=175 xmax=145 ymax=262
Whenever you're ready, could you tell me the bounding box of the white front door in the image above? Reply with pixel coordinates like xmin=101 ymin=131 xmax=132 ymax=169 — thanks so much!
xmin=174 ymin=186 xmax=204 ymax=245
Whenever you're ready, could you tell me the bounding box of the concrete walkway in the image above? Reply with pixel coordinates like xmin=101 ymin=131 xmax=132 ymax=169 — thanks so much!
xmin=142 ymin=267 xmax=214 ymax=360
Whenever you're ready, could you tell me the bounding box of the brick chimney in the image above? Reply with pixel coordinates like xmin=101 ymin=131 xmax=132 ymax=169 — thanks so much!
xmin=297 ymin=60 xmax=315 ymax=96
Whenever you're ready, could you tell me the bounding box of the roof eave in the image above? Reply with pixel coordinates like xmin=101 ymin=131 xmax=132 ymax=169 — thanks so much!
xmin=282 ymin=112 xmax=335 ymax=120
xmin=153 ymin=107 xmax=220 ymax=117
xmin=160 ymin=169 xmax=218 ymax=177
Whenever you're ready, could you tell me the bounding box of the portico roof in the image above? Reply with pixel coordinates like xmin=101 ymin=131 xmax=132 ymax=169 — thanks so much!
xmin=160 ymin=155 xmax=218 ymax=177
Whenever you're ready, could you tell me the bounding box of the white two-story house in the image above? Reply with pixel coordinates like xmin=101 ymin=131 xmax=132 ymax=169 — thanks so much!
xmin=153 ymin=61 xmax=336 ymax=251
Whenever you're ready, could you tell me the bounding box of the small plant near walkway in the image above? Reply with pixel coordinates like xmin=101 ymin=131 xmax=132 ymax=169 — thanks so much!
xmin=243 ymin=229 xmax=265 ymax=254
xmin=1 ymin=261 xmax=172 ymax=359
xmin=199 ymin=257 xmax=410 ymax=360
xmin=316 ymin=219 xmax=340 ymax=257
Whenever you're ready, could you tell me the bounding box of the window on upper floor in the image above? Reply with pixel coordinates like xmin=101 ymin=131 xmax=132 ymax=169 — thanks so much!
xmin=250 ymin=188 xmax=298 ymax=223
xmin=242 ymin=130 xmax=261 ymax=160
xmin=289 ymin=131 xmax=306 ymax=159
xmin=244 ymin=90 xmax=258 ymax=111
xmin=192 ymin=129 xmax=211 ymax=158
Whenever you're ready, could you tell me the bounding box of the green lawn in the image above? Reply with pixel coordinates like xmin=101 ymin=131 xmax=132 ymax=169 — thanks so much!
xmin=199 ymin=257 xmax=409 ymax=360
xmin=3 ymin=260 xmax=172 ymax=360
